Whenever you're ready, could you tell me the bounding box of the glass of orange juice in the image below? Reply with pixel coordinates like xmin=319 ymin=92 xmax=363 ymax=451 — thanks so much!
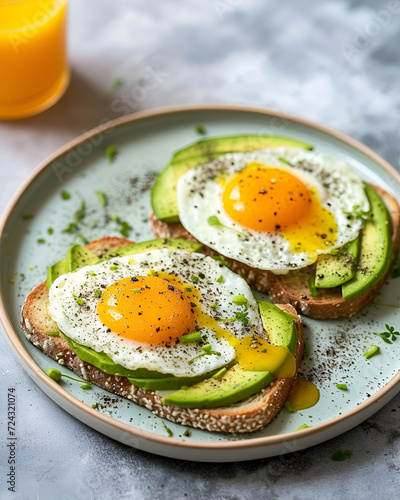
xmin=0 ymin=0 xmax=69 ymax=120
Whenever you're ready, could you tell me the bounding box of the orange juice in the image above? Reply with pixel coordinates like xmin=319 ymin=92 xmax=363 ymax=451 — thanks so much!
xmin=0 ymin=0 xmax=69 ymax=119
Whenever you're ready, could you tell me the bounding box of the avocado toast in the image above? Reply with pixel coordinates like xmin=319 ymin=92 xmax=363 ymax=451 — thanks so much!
xmin=21 ymin=236 xmax=304 ymax=433
xmin=149 ymin=135 xmax=400 ymax=319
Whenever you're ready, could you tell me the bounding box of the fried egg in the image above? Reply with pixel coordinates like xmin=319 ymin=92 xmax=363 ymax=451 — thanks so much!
xmin=48 ymin=249 xmax=264 ymax=378
xmin=176 ymin=147 xmax=369 ymax=272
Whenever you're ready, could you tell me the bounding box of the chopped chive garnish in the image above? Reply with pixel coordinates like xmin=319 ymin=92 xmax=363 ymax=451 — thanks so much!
xmin=202 ymin=344 xmax=212 ymax=352
xmin=72 ymin=293 xmax=84 ymax=306
xmin=184 ymin=287 xmax=192 ymax=292
xmin=309 ymin=275 xmax=318 ymax=298
xmin=105 ymin=145 xmax=118 ymax=164
xmin=112 ymin=215 xmax=132 ymax=237
xmin=61 ymin=190 xmax=71 ymax=200
xmin=162 ymin=421 xmax=173 ymax=437
xmin=284 ymin=401 xmax=296 ymax=413
xmin=363 ymin=345 xmax=380 ymax=359
xmin=210 ymin=304 xmax=218 ymax=311
xmin=180 ymin=332 xmax=202 ymax=344
xmin=148 ymin=270 xmax=159 ymax=277
xmin=46 ymin=368 xmax=92 ymax=389
xmin=47 ymin=227 xmax=54 ymax=235
xmin=330 ymin=248 xmax=339 ymax=255
xmin=94 ymin=289 xmax=102 ymax=298
xmin=183 ymin=429 xmax=192 ymax=437
xmin=278 ymin=157 xmax=293 ymax=167
xmin=207 ymin=215 xmax=246 ymax=237
xmin=190 ymin=302 xmax=197 ymax=308
xmin=233 ymin=311 xmax=249 ymax=325
xmin=336 ymin=384 xmax=348 ymax=391
xmin=95 ymin=190 xmax=108 ymax=207
xmin=261 ymin=348 xmax=267 ymax=353
xmin=212 ymin=367 xmax=227 ymax=379
xmin=195 ymin=124 xmax=206 ymax=135
xmin=104 ymin=77 xmax=123 ymax=99
xmin=295 ymin=424 xmax=313 ymax=431
xmin=74 ymin=193 xmax=86 ymax=223
xmin=76 ymin=234 xmax=89 ymax=244
xmin=109 ymin=265 xmax=119 ymax=271
xmin=212 ymin=256 xmax=229 ymax=266
xmin=133 ymin=289 xmax=142 ymax=294
xmin=331 ymin=450 xmax=353 ymax=461
xmin=216 ymin=275 xmax=224 ymax=283
xmin=62 ymin=222 xmax=78 ymax=234
xmin=232 ymin=295 xmax=248 ymax=306
xmin=191 ymin=275 xmax=199 ymax=283
xmin=188 ymin=350 xmax=221 ymax=365
xmin=46 ymin=331 xmax=59 ymax=337
xmin=22 ymin=214 xmax=34 ymax=220
xmin=92 ymin=403 xmax=98 ymax=409
xmin=37 ymin=238 xmax=46 ymax=244
xmin=86 ymin=271 xmax=96 ymax=276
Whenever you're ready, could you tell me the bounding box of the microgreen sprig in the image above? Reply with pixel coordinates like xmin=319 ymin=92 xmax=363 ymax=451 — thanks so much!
xmin=344 ymin=205 xmax=372 ymax=223
xmin=373 ymin=324 xmax=400 ymax=344
xmin=46 ymin=368 xmax=92 ymax=390
xmin=207 ymin=216 xmax=247 ymax=237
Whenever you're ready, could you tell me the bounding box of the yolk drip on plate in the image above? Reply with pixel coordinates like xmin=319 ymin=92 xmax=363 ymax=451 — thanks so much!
xmin=286 ymin=379 xmax=320 ymax=411
xmin=222 ymin=163 xmax=337 ymax=254
xmin=97 ymin=270 xmax=295 ymax=378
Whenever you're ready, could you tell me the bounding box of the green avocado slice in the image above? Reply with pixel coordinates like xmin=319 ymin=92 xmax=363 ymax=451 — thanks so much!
xmin=163 ymin=301 xmax=297 ymax=409
xmin=163 ymin=364 xmax=274 ymax=409
xmin=46 ymin=258 xmax=68 ymax=289
xmin=342 ymin=185 xmax=393 ymax=300
xmin=101 ymin=237 xmax=203 ymax=260
xmin=66 ymin=245 xmax=98 ymax=271
xmin=170 ymin=134 xmax=313 ymax=164
xmin=315 ymin=236 xmax=360 ymax=288
xmin=63 ymin=334 xmax=221 ymax=388
xmin=151 ymin=134 xmax=314 ymax=223
xmin=258 ymin=300 xmax=297 ymax=354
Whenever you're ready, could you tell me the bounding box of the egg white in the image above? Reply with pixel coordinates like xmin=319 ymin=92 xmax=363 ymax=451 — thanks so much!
xmin=176 ymin=147 xmax=369 ymax=272
xmin=48 ymin=249 xmax=263 ymax=377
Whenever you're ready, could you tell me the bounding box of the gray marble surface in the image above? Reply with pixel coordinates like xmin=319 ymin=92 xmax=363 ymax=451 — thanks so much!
xmin=1 ymin=0 xmax=400 ymax=498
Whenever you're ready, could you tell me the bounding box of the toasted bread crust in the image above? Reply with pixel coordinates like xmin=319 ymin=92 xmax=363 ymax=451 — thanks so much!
xmin=149 ymin=185 xmax=400 ymax=319
xmin=21 ymin=237 xmax=304 ymax=433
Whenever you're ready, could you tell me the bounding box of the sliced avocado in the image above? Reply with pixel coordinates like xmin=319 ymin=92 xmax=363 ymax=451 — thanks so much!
xmin=315 ymin=236 xmax=360 ymax=288
xmin=151 ymin=135 xmax=314 ymax=223
xmin=127 ymin=370 xmax=221 ymax=391
xmin=46 ymin=258 xmax=68 ymax=289
xmin=258 ymin=300 xmax=297 ymax=354
xmin=101 ymin=237 xmax=203 ymax=260
xmin=63 ymin=334 xmax=172 ymax=379
xmin=66 ymin=245 xmax=98 ymax=271
xmin=63 ymin=334 xmax=219 ymax=388
xmin=163 ymin=364 xmax=273 ymax=409
xmin=342 ymin=185 xmax=392 ymax=300
xmin=170 ymin=134 xmax=313 ymax=164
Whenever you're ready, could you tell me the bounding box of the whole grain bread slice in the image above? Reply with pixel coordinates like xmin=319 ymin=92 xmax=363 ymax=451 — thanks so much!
xmin=149 ymin=185 xmax=400 ymax=319
xmin=21 ymin=236 xmax=304 ymax=433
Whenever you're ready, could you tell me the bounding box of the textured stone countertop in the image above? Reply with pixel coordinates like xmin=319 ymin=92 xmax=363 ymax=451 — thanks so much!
xmin=0 ymin=0 xmax=399 ymax=498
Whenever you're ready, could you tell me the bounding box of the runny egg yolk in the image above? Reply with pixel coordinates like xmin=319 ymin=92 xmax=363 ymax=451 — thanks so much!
xmin=97 ymin=276 xmax=195 ymax=345
xmin=222 ymin=163 xmax=338 ymax=254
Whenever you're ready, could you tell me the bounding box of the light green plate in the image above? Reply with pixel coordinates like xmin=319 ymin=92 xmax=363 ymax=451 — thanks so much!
xmin=1 ymin=105 xmax=399 ymax=462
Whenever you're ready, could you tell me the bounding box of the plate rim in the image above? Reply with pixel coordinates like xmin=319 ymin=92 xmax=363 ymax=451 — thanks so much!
xmin=1 ymin=103 xmax=400 ymax=454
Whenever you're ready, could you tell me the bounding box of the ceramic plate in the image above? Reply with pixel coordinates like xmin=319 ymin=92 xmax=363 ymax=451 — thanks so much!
xmin=1 ymin=105 xmax=399 ymax=462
